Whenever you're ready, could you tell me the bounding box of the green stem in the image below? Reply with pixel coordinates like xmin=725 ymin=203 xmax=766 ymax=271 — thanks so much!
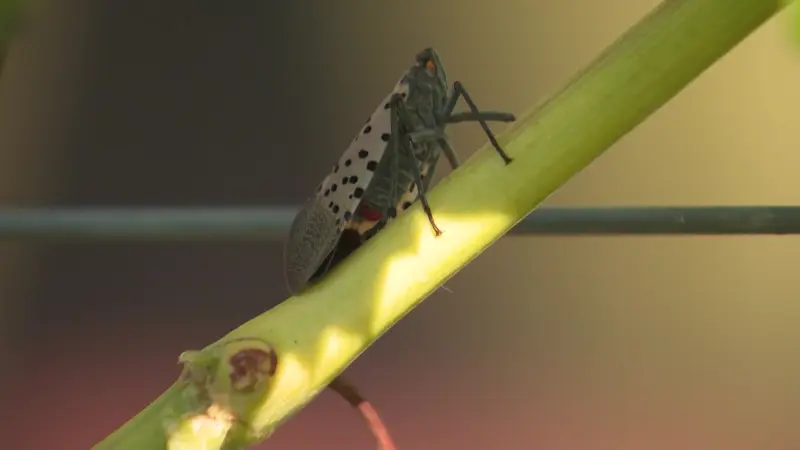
xmin=92 ymin=0 xmax=785 ymax=448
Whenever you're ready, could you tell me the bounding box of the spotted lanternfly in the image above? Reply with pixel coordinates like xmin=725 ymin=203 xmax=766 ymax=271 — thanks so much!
xmin=284 ymin=47 xmax=516 ymax=295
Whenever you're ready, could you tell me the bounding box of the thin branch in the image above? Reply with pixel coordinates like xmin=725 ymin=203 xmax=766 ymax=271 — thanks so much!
xmin=328 ymin=377 xmax=397 ymax=450
xmin=1 ymin=206 xmax=800 ymax=241
xmin=92 ymin=0 xmax=786 ymax=448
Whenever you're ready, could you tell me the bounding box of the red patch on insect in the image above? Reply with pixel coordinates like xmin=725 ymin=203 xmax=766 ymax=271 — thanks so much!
xmin=358 ymin=205 xmax=383 ymax=221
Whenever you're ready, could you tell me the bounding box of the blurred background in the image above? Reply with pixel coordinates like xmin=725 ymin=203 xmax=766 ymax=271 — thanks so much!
xmin=1 ymin=1 xmax=799 ymax=449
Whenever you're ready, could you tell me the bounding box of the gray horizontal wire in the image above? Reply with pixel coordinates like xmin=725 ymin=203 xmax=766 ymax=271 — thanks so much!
xmin=0 ymin=206 xmax=798 ymax=241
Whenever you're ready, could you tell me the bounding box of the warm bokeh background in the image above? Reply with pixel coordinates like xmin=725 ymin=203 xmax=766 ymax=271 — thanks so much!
xmin=2 ymin=1 xmax=799 ymax=449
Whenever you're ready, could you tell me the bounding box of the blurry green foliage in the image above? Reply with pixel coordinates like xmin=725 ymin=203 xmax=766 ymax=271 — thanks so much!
xmin=0 ymin=0 xmax=26 ymax=73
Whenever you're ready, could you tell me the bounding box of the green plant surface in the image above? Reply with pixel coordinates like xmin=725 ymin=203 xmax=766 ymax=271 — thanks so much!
xmin=786 ymin=0 xmax=800 ymax=44
xmin=92 ymin=0 xmax=786 ymax=448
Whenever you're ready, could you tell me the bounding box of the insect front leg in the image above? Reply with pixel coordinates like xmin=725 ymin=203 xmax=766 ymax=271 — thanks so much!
xmin=436 ymin=137 xmax=460 ymax=172
xmin=445 ymin=111 xmax=516 ymax=124
xmin=442 ymin=81 xmax=514 ymax=165
xmin=390 ymin=95 xmax=443 ymax=237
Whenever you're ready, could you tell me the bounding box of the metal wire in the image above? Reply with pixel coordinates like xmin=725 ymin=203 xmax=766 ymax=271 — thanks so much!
xmin=0 ymin=206 xmax=798 ymax=241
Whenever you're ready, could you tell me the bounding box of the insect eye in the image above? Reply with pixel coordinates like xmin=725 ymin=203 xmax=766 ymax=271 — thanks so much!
xmin=425 ymin=60 xmax=436 ymax=74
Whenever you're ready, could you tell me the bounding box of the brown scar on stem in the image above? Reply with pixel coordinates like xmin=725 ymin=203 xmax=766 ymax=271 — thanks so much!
xmin=228 ymin=347 xmax=279 ymax=393
xmin=328 ymin=376 xmax=397 ymax=450
xmin=216 ymin=345 xmax=396 ymax=448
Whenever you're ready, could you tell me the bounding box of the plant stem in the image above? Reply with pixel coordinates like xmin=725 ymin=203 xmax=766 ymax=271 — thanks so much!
xmin=92 ymin=0 xmax=786 ymax=448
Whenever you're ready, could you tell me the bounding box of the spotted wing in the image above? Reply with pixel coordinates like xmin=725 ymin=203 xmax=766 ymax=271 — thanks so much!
xmin=316 ymin=79 xmax=410 ymax=230
xmin=283 ymin=75 xmax=410 ymax=293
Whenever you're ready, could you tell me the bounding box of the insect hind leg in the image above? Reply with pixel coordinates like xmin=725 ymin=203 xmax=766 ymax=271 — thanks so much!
xmin=390 ymin=95 xmax=443 ymax=237
xmin=407 ymin=152 xmax=442 ymax=236
xmin=443 ymin=81 xmax=514 ymax=165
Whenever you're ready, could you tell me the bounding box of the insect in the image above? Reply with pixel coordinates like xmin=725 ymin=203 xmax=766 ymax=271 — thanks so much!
xmin=284 ymin=47 xmax=516 ymax=295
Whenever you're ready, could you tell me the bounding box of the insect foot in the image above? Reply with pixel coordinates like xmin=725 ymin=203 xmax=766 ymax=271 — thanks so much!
xmin=164 ymin=338 xmax=280 ymax=448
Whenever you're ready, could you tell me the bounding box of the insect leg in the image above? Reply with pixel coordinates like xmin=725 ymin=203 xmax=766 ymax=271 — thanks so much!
xmin=443 ymin=81 xmax=514 ymax=165
xmin=436 ymin=137 xmax=460 ymax=171
xmin=390 ymin=95 xmax=442 ymax=236
xmin=445 ymin=111 xmax=516 ymax=124
xmin=405 ymin=128 xmax=460 ymax=171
